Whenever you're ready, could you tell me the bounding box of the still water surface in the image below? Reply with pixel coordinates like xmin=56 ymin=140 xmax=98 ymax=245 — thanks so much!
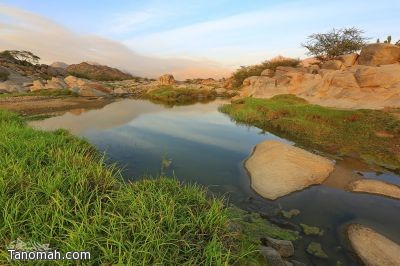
xmin=30 ymin=99 xmax=400 ymax=265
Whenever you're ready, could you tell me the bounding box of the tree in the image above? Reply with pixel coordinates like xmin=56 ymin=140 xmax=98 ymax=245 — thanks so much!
xmin=0 ymin=50 xmax=40 ymax=65
xmin=302 ymin=27 xmax=368 ymax=60
xmin=384 ymin=35 xmax=392 ymax=44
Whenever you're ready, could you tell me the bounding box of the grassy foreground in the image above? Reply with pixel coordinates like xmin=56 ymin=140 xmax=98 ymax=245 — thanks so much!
xmin=220 ymin=95 xmax=400 ymax=169
xmin=0 ymin=110 xmax=257 ymax=265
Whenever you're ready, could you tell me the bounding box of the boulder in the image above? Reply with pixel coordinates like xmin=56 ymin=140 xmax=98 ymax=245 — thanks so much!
xmin=245 ymin=140 xmax=334 ymax=200
xmin=259 ymin=246 xmax=285 ymax=266
xmin=31 ymin=80 xmax=46 ymax=91
xmin=347 ymin=224 xmax=400 ymax=266
xmin=215 ymin=87 xmax=227 ymax=95
xmin=264 ymin=237 xmax=294 ymax=257
xmin=45 ymin=77 xmax=68 ymax=89
xmin=354 ymin=64 xmax=400 ymax=88
xmin=64 ymin=75 xmax=87 ymax=88
xmin=158 ymin=74 xmax=175 ymax=85
xmin=321 ymin=60 xmax=344 ymax=70
xmin=358 ymin=43 xmax=400 ymax=66
xmin=348 ymin=179 xmax=400 ymax=199
xmin=329 ymin=71 xmax=360 ymax=89
xmin=336 ymin=53 xmax=359 ymax=67
xmin=113 ymin=87 xmax=129 ymax=95
xmin=261 ymin=69 xmax=275 ymax=77
xmin=0 ymin=80 xmax=27 ymax=93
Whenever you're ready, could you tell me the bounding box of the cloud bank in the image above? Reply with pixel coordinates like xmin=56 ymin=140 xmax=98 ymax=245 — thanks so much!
xmin=0 ymin=5 xmax=230 ymax=79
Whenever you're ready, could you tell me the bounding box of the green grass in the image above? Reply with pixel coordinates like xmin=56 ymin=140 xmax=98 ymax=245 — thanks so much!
xmin=0 ymin=89 xmax=76 ymax=98
xmin=220 ymin=95 xmax=400 ymax=170
xmin=0 ymin=109 xmax=256 ymax=265
xmin=146 ymin=85 xmax=217 ymax=104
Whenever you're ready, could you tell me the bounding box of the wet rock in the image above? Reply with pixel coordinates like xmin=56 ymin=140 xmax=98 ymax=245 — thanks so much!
xmin=281 ymin=209 xmax=300 ymax=219
xmin=264 ymin=237 xmax=294 ymax=257
xmin=245 ymin=140 xmax=334 ymax=200
xmin=348 ymin=179 xmax=400 ymax=199
xmin=300 ymin=224 xmax=324 ymax=236
xmin=306 ymin=242 xmax=328 ymax=259
xmin=259 ymin=246 xmax=285 ymax=266
xmin=347 ymin=224 xmax=400 ymax=266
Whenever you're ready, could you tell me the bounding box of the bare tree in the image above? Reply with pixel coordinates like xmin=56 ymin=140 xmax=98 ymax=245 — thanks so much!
xmin=302 ymin=27 xmax=368 ymax=60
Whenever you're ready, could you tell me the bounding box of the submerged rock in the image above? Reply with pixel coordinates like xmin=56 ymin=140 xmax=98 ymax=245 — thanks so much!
xmin=347 ymin=224 xmax=400 ymax=266
xmin=306 ymin=242 xmax=328 ymax=259
xmin=348 ymin=179 xmax=400 ymax=199
xmin=281 ymin=209 xmax=300 ymax=219
xmin=300 ymin=223 xmax=324 ymax=236
xmin=245 ymin=140 xmax=334 ymax=200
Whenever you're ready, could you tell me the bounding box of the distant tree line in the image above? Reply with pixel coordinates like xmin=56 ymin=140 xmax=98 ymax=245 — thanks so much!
xmin=0 ymin=50 xmax=40 ymax=65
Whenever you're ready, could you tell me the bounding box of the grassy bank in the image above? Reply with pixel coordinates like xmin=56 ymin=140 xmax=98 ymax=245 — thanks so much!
xmin=0 ymin=109 xmax=259 ymax=265
xmin=220 ymin=95 xmax=400 ymax=169
xmin=146 ymin=85 xmax=217 ymax=104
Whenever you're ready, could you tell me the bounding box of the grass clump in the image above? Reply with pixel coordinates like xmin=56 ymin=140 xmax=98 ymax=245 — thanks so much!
xmin=231 ymin=58 xmax=300 ymax=88
xmin=0 ymin=109 xmax=255 ymax=265
xmin=146 ymin=85 xmax=217 ymax=104
xmin=220 ymin=95 xmax=400 ymax=169
xmin=300 ymin=224 xmax=324 ymax=236
xmin=306 ymin=242 xmax=328 ymax=259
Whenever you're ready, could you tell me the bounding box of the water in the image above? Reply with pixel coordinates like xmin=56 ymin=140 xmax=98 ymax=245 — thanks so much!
xmin=30 ymin=99 xmax=400 ymax=265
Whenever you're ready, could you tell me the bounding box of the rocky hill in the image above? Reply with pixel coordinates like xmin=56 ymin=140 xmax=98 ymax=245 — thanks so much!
xmin=67 ymin=62 xmax=133 ymax=81
xmin=236 ymin=43 xmax=400 ymax=109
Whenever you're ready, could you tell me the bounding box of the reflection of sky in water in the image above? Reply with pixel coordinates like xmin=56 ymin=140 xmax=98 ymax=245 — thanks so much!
xmin=31 ymin=99 xmax=400 ymax=265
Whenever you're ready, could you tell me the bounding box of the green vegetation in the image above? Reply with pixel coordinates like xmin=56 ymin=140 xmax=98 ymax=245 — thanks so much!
xmin=227 ymin=207 xmax=299 ymax=243
xmin=0 ymin=89 xmax=75 ymax=98
xmin=306 ymin=242 xmax=328 ymax=259
xmin=220 ymin=95 xmax=400 ymax=169
xmin=302 ymin=27 xmax=368 ymax=59
xmin=146 ymin=85 xmax=217 ymax=104
xmin=231 ymin=58 xmax=300 ymax=88
xmin=0 ymin=109 xmax=256 ymax=265
xmin=300 ymin=224 xmax=324 ymax=236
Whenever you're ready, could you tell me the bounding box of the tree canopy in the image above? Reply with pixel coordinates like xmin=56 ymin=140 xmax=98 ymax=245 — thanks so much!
xmin=0 ymin=50 xmax=40 ymax=65
xmin=302 ymin=27 xmax=368 ymax=60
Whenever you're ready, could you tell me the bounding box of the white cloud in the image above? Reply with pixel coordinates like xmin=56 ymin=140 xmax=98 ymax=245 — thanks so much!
xmin=0 ymin=4 xmax=230 ymax=79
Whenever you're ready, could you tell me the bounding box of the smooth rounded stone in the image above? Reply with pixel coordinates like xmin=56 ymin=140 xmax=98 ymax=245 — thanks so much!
xmin=245 ymin=140 xmax=334 ymax=200
xmin=358 ymin=43 xmax=400 ymax=66
xmin=259 ymin=246 xmax=285 ymax=266
xmin=158 ymin=74 xmax=175 ymax=85
xmin=347 ymin=224 xmax=400 ymax=266
xmin=348 ymin=179 xmax=400 ymax=199
xmin=264 ymin=237 xmax=294 ymax=257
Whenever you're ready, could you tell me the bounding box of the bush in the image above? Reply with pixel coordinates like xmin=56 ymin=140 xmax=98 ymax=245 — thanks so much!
xmin=302 ymin=27 xmax=368 ymax=60
xmin=231 ymin=58 xmax=300 ymax=88
xmin=0 ymin=71 xmax=9 ymax=82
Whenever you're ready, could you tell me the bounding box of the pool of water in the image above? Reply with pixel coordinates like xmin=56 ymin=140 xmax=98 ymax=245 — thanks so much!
xmin=30 ymin=99 xmax=400 ymax=265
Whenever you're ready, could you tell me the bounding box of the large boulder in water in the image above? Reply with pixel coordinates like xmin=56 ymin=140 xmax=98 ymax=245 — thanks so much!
xmin=358 ymin=43 xmax=400 ymax=66
xmin=245 ymin=140 xmax=334 ymax=200
xmin=347 ymin=224 xmax=400 ymax=266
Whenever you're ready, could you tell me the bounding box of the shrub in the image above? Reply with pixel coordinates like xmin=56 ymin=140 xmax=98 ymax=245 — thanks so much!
xmin=302 ymin=27 xmax=368 ymax=60
xmin=231 ymin=58 xmax=300 ymax=88
xmin=0 ymin=71 xmax=9 ymax=82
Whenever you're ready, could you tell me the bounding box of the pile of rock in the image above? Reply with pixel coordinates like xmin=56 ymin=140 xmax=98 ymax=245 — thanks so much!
xmin=238 ymin=43 xmax=400 ymax=109
xmin=260 ymin=237 xmax=305 ymax=266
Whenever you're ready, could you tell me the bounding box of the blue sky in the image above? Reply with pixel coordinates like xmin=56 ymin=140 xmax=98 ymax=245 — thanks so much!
xmin=1 ymin=0 xmax=399 ymax=77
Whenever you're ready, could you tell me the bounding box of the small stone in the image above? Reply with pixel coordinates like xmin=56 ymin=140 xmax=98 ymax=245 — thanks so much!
xmin=264 ymin=237 xmax=295 ymax=257
xmin=306 ymin=242 xmax=328 ymax=259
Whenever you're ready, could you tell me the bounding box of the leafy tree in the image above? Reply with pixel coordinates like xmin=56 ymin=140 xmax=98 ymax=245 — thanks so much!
xmin=302 ymin=27 xmax=368 ymax=60
xmin=0 ymin=50 xmax=40 ymax=65
xmin=384 ymin=35 xmax=392 ymax=44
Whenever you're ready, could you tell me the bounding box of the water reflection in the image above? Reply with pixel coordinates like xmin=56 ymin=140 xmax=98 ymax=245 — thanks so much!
xmin=31 ymin=99 xmax=400 ymax=265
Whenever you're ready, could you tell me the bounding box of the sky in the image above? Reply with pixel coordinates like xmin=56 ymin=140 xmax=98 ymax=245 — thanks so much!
xmin=0 ymin=0 xmax=399 ymax=79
